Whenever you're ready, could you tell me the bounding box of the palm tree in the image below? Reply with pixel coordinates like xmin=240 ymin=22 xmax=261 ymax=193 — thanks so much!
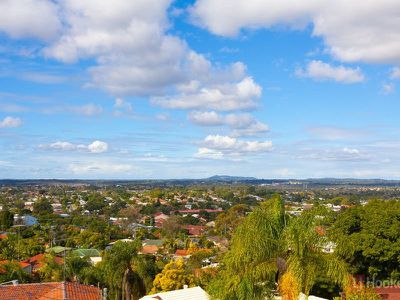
xmin=208 ymin=195 xmax=349 ymax=300
xmin=99 ymin=241 xmax=157 ymax=300
xmin=209 ymin=195 xmax=286 ymax=299
xmin=283 ymin=212 xmax=348 ymax=297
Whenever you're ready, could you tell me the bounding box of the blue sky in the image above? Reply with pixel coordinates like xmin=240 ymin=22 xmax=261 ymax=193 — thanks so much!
xmin=0 ymin=0 xmax=399 ymax=179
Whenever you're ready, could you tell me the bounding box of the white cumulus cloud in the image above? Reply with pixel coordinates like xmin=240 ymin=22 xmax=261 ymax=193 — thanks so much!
xmin=195 ymin=134 xmax=273 ymax=159
xmin=0 ymin=116 xmax=22 ymax=128
xmin=37 ymin=0 xmax=260 ymax=114
xmin=87 ymin=140 xmax=109 ymax=153
xmin=0 ymin=0 xmax=61 ymax=40
xmin=40 ymin=140 xmax=109 ymax=153
xmin=188 ymin=111 xmax=269 ymax=136
xmin=0 ymin=0 xmax=267 ymax=136
xmin=190 ymin=0 xmax=400 ymax=64
xmin=152 ymin=76 xmax=261 ymax=111
xmin=47 ymin=141 xmax=77 ymax=151
xmin=296 ymin=60 xmax=365 ymax=83
xmin=342 ymin=147 xmax=360 ymax=155
xmin=194 ymin=148 xmax=224 ymax=160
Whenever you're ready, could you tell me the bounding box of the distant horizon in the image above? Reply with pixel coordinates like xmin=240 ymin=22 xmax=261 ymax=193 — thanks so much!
xmin=1 ymin=176 xmax=400 ymax=181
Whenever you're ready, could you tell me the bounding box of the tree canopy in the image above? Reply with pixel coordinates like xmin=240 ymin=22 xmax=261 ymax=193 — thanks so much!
xmin=150 ymin=258 xmax=195 ymax=294
xmin=208 ymin=195 xmax=348 ymax=300
xmin=331 ymin=199 xmax=400 ymax=280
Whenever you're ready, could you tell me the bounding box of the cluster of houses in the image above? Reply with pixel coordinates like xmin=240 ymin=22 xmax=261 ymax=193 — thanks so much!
xmin=0 ymin=246 xmax=102 ymax=278
xmin=286 ymin=201 xmax=354 ymax=216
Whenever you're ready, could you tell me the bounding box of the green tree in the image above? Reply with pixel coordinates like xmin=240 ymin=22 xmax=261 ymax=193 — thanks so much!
xmin=283 ymin=211 xmax=348 ymax=296
xmin=209 ymin=196 xmax=285 ymax=300
xmin=331 ymin=199 xmax=400 ymax=279
xmin=0 ymin=209 xmax=14 ymax=230
xmin=38 ymin=253 xmax=64 ymax=282
xmin=209 ymin=195 xmax=348 ymax=300
xmin=65 ymin=255 xmax=92 ymax=282
xmin=0 ymin=261 xmax=32 ymax=283
xmin=214 ymin=204 xmax=249 ymax=237
xmin=97 ymin=241 xmax=156 ymax=300
xmin=73 ymin=230 xmax=109 ymax=249
xmin=33 ymin=199 xmax=53 ymax=215
xmin=85 ymin=193 xmax=107 ymax=213
xmin=161 ymin=216 xmax=183 ymax=239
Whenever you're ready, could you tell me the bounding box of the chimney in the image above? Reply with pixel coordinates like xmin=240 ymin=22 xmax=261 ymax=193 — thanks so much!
xmin=183 ymin=285 xmax=188 ymax=289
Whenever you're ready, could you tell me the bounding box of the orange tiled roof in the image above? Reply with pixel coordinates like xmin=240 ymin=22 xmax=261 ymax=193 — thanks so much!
xmin=0 ymin=260 xmax=31 ymax=274
xmin=175 ymin=249 xmax=190 ymax=256
xmin=182 ymin=225 xmax=207 ymax=236
xmin=0 ymin=282 xmax=101 ymax=300
xmin=140 ymin=245 xmax=159 ymax=255
xmin=375 ymin=286 xmax=400 ymax=300
xmin=23 ymin=253 xmax=63 ymax=270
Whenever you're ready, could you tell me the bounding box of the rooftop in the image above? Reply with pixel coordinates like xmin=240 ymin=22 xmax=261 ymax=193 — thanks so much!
xmin=140 ymin=286 xmax=209 ymax=300
xmin=0 ymin=282 xmax=101 ymax=300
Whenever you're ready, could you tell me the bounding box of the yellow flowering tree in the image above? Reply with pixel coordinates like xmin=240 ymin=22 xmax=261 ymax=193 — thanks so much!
xmin=150 ymin=258 xmax=195 ymax=293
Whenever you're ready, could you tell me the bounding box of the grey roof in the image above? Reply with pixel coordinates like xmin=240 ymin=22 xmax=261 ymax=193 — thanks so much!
xmin=142 ymin=239 xmax=164 ymax=247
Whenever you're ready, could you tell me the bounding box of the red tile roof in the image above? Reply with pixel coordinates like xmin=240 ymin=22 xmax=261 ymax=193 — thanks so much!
xmin=177 ymin=209 xmax=223 ymax=214
xmin=375 ymin=286 xmax=400 ymax=300
xmin=182 ymin=225 xmax=207 ymax=236
xmin=175 ymin=249 xmax=190 ymax=256
xmin=140 ymin=245 xmax=159 ymax=255
xmin=0 ymin=282 xmax=101 ymax=300
xmin=0 ymin=260 xmax=31 ymax=274
xmin=65 ymin=282 xmax=102 ymax=300
xmin=22 ymin=253 xmax=63 ymax=271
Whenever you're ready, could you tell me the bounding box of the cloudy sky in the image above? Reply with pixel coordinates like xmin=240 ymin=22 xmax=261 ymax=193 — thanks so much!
xmin=0 ymin=0 xmax=399 ymax=179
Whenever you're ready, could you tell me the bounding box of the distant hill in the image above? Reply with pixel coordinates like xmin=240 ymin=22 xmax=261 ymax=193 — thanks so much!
xmin=1 ymin=177 xmax=400 ymax=187
xmin=205 ymin=175 xmax=258 ymax=181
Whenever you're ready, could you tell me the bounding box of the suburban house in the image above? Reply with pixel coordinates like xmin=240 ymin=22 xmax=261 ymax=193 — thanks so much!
xmin=13 ymin=214 xmax=38 ymax=226
xmin=139 ymin=239 xmax=164 ymax=255
xmin=182 ymin=225 xmax=207 ymax=236
xmin=0 ymin=261 xmax=32 ymax=274
xmin=0 ymin=282 xmax=102 ymax=300
xmin=154 ymin=212 xmax=170 ymax=227
xmin=22 ymin=253 xmax=63 ymax=274
xmin=174 ymin=249 xmax=191 ymax=259
xmin=71 ymin=248 xmax=102 ymax=265
xmin=140 ymin=286 xmax=209 ymax=300
xmin=45 ymin=246 xmax=71 ymax=255
xmin=140 ymin=245 xmax=160 ymax=255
